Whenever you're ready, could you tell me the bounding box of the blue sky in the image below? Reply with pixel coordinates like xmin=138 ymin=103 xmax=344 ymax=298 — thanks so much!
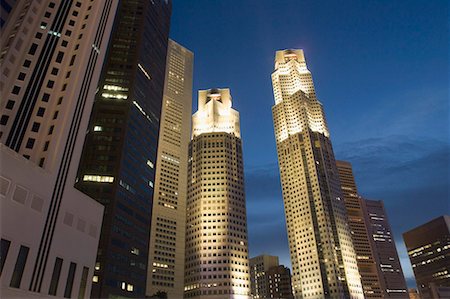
xmin=170 ymin=0 xmax=449 ymax=287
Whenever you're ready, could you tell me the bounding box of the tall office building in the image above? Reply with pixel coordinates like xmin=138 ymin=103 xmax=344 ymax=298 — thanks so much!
xmin=403 ymin=215 xmax=450 ymax=298
xmin=336 ymin=160 xmax=408 ymax=298
xmin=362 ymin=199 xmax=408 ymax=297
xmin=0 ymin=0 xmax=118 ymax=297
xmin=146 ymin=39 xmax=193 ymax=298
xmin=184 ymin=88 xmax=250 ymax=298
xmin=75 ymin=0 xmax=172 ymax=297
xmin=336 ymin=160 xmax=383 ymax=297
xmin=250 ymin=255 xmax=293 ymax=299
xmin=271 ymin=49 xmax=364 ymax=299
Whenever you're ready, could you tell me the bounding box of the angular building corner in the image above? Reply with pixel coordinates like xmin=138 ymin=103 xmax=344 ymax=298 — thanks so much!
xmin=184 ymin=88 xmax=251 ymax=298
xmin=0 ymin=0 xmax=118 ymax=297
xmin=271 ymin=49 xmax=364 ymax=299
xmin=146 ymin=39 xmax=193 ymax=298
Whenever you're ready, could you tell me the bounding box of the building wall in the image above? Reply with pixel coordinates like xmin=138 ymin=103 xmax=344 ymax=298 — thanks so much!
xmin=362 ymin=199 xmax=408 ymax=298
xmin=0 ymin=0 xmax=118 ymax=297
xmin=0 ymin=0 xmax=16 ymax=28
xmin=266 ymin=265 xmax=294 ymax=299
xmin=336 ymin=160 xmax=384 ymax=298
xmin=185 ymin=88 xmax=250 ymax=299
xmin=74 ymin=0 xmax=172 ymax=297
xmin=250 ymin=255 xmax=279 ymax=298
xmin=271 ymin=49 xmax=363 ymax=299
xmin=403 ymin=215 xmax=450 ymax=299
xmin=146 ymin=39 xmax=193 ymax=298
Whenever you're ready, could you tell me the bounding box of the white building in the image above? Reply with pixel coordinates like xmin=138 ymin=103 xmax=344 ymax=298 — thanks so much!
xmin=184 ymin=88 xmax=250 ymax=299
xmin=271 ymin=49 xmax=364 ymax=299
xmin=0 ymin=0 xmax=118 ymax=297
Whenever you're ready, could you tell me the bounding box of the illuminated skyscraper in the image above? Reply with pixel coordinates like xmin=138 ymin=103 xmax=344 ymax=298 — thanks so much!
xmin=0 ymin=0 xmax=118 ymax=297
xmin=75 ymin=0 xmax=172 ymax=297
xmin=271 ymin=49 xmax=364 ymax=299
xmin=184 ymin=88 xmax=250 ymax=298
xmin=146 ymin=39 xmax=193 ymax=298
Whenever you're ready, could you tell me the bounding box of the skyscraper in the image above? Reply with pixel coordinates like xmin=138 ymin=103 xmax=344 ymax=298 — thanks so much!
xmin=362 ymin=199 xmax=408 ymax=298
xmin=184 ymin=88 xmax=250 ymax=298
xmin=250 ymin=255 xmax=293 ymax=299
xmin=403 ymin=215 xmax=450 ymax=298
xmin=336 ymin=160 xmax=408 ymax=298
xmin=0 ymin=0 xmax=118 ymax=297
xmin=75 ymin=0 xmax=172 ymax=297
xmin=146 ymin=39 xmax=193 ymax=298
xmin=271 ymin=49 xmax=364 ymax=299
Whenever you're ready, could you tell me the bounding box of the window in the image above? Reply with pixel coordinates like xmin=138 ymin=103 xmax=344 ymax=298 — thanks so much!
xmin=23 ymin=59 xmax=31 ymax=68
xmin=18 ymin=72 xmax=26 ymax=81
xmin=12 ymin=85 xmax=20 ymax=95
xmin=49 ymin=2 xmax=55 ymax=8
xmin=28 ymin=43 xmax=38 ymax=55
xmin=26 ymin=138 xmax=35 ymax=149
xmin=39 ymin=158 xmax=45 ymax=167
xmin=43 ymin=141 xmax=49 ymax=151
xmin=61 ymin=40 xmax=68 ymax=47
xmin=64 ymin=262 xmax=77 ymax=298
xmin=10 ymin=245 xmax=29 ymax=288
xmin=51 ymin=68 xmax=58 ymax=75
xmin=6 ymin=100 xmax=15 ymax=110
xmin=42 ymin=93 xmax=50 ymax=102
xmin=31 ymin=122 xmax=40 ymax=132
xmin=69 ymin=20 xmax=75 ymax=26
xmin=77 ymin=267 xmax=89 ymax=299
xmin=0 ymin=115 xmax=9 ymax=125
xmin=1 ymin=239 xmax=11 ymax=275
xmin=37 ymin=107 xmax=45 ymax=117
xmin=45 ymin=12 xmax=51 ymax=18
xmin=35 ymin=32 xmax=43 ymax=39
xmin=56 ymin=51 xmax=64 ymax=63
xmin=65 ymin=30 xmax=71 ymax=37
xmin=47 ymin=80 xmax=54 ymax=88
xmin=48 ymin=126 xmax=54 ymax=135
xmin=53 ymin=111 xmax=58 ymax=119
xmin=48 ymin=257 xmax=63 ymax=295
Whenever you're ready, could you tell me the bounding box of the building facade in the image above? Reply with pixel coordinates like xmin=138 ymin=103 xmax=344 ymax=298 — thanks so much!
xmin=0 ymin=0 xmax=118 ymax=297
xmin=362 ymin=199 xmax=408 ymax=297
xmin=336 ymin=160 xmax=408 ymax=298
xmin=184 ymin=88 xmax=250 ymax=299
xmin=271 ymin=49 xmax=364 ymax=299
xmin=403 ymin=215 xmax=450 ymax=299
xmin=336 ymin=160 xmax=383 ymax=297
xmin=146 ymin=39 xmax=193 ymax=298
xmin=250 ymin=255 xmax=293 ymax=299
xmin=75 ymin=0 xmax=172 ymax=297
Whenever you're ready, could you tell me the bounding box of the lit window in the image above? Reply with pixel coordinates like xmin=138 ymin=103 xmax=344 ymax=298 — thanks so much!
xmin=147 ymin=160 xmax=154 ymax=168
xmin=92 ymin=275 xmax=98 ymax=283
xmin=83 ymin=175 xmax=114 ymax=183
xmin=93 ymin=126 xmax=102 ymax=132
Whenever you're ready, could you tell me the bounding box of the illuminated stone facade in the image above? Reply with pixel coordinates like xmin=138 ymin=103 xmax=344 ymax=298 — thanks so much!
xmin=271 ymin=50 xmax=364 ymax=299
xmin=185 ymin=88 xmax=250 ymax=299
xmin=146 ymin=39 xmax=193 ymax=298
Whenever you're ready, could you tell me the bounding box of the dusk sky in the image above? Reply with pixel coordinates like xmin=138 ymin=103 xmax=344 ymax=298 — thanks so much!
xmin=170 ymin=0 xmax=449 ymax=286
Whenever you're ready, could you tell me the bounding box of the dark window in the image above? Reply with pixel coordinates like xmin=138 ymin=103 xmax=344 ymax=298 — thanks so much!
xmin=18 ymin=72 xmax=26 ymax=81
xmin=39 ymin=158 xmax=45 ymax=167
xmin=51 ymin=68 xmax=59 ymax=75
xmin=0 ymin=115 xmax=9 ymax=125
xmin=61 ymin=40 xmax=68 ymax=47
xmin=48 ymin=257 xmax=63 ymax=295
xmin=53 ymin=111 xmax=58 ymax=119
xmin=37 ymin=107 xmax=45 ymax=117
xmin=31 ymin=122 xmax=40 ymax=132
xmin=65 ymin=72 xmax=71 ymax=78
xmin=42 ymin=93 xmax=50 ymax=102
xmin=69 ymin=20 xmax=75 ymax=26
xmin=23 ymin=155 xmax=30 ymax=160
xmin=1 ymin=239 xmax=11 ymax=275
xmin=6 ymin=100 xmax=15 ymax=109
xmin=57 ymin=97 xmax=63 ymax=105
xmin=47 ymin=80 xmax=54 ymax=88
xmin=64 ymin=262 xmax=77 ymax=298
xmin=72 ymin=11 xmax=78 ymax=17
xmin=23 ymin=59 xmax=31 ymax=67
xmin=49 ymin=2 xmax=55 ymax=8
xmin=75 ymin=2 xmax=81 ymax=7
xmin=10 ymin=245 xmax=29 ymax=288
xmin=56 ymin=51 xmax=64 ymax=63
xmin=25 ymin=138 xmax=35 ymax=149
xmin=48 ymin=126 xmax=54 ymax=135
xmin=35 ymin=32 xmax=43 ymax=39
xmin=77 ymin=267 xmax=89 ymax=299
xmin=69 ymin=55 xmax=76 ymax=66
xmin=12 ymin=85 xmax=20 ymax=95
xmin=45 ymin=12 xmax=51 ymax=18
xmin=65 ymin=30 xmax=71 ymax=37
xmin=43 ymin=141 xmax=50 ymax=151
xmin=28 ymin=43 xmax=38 ymax=55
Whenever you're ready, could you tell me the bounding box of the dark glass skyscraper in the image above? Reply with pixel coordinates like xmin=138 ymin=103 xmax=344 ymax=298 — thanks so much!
xmin=75 ymin=1 xmax=172 ymax=298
